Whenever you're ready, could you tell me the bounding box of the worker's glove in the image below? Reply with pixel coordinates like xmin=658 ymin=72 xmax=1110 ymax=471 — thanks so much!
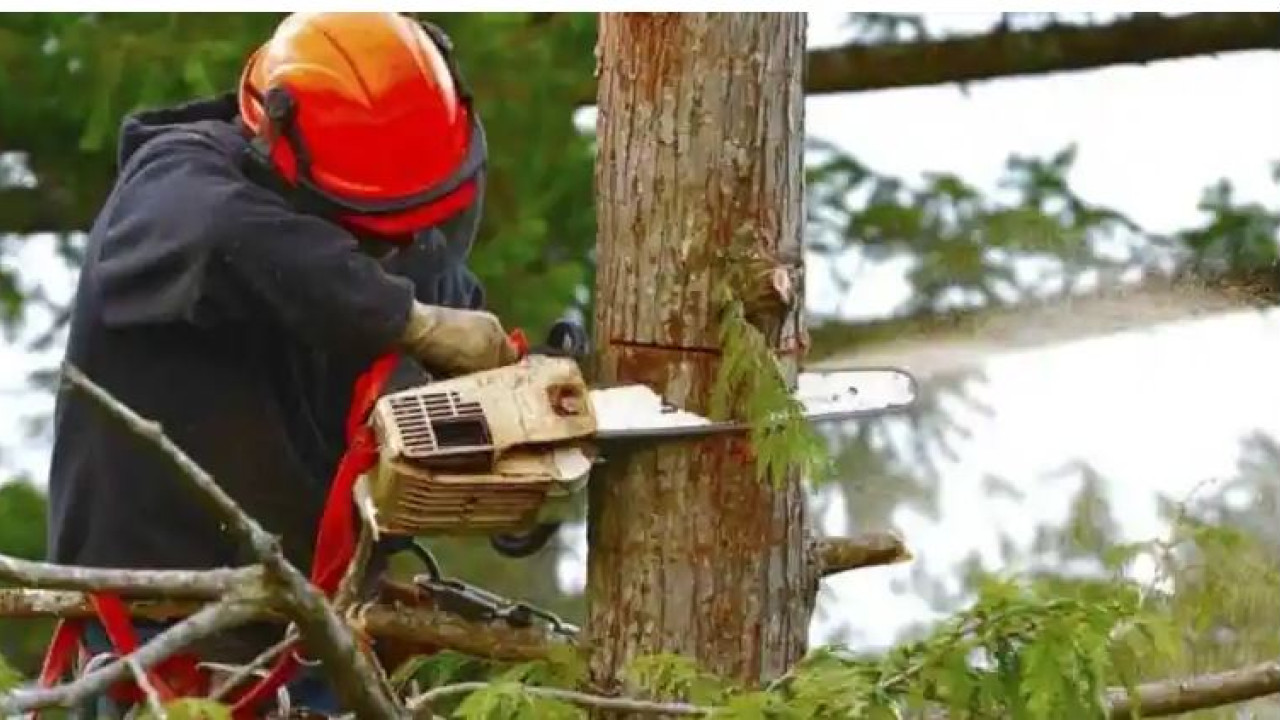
xmin=399 ymin=302 xmax=520 ymax=376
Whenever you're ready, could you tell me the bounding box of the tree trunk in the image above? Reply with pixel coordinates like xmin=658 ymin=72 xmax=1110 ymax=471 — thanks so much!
xmin=586 ymin=12 xmax=814 ymax=697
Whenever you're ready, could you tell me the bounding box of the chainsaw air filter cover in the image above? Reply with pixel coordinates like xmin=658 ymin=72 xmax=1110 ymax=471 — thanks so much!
xmin=367 ymin=355 xmax=598 ymax=536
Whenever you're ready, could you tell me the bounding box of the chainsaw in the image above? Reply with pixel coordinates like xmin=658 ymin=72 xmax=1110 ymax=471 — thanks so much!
xmin=355 ymin=320 xmax=918 ymax=558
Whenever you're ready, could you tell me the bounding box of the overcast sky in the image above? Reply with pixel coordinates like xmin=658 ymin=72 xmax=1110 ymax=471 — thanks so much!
xmin=2 ymin=12 xmax=1279 ymax=649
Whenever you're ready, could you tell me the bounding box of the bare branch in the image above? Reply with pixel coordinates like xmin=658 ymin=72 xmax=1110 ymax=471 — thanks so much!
xmin=0 ymin=588 xmax=572 ymax=665
xmin=1107 ymin=659 xmax=1280 ymax=718
xmin=351 ymin=601 xmax=575 ymax=665
xmin=814 ymin=531 xmax=912 ymax=578
xmin=126 ymin=656 xmax=170 ymax=720
xmin=0 ymin=589 xmax=249 ymax=622
xmin=0 ymin=554 xmax=261 ymax=598
xmin=60 ymin=363 xmax=403 ymax=718
xmin=334 ymin=523 xmax=374 ymax=613
xmin=0 ymin=598 xmax=260 ymax=714
xmin=207 ymin=630 xmax=299 ymax=702
xmin=803 ymin=13 xmax=1280 ymax=96
xmin=406 ymin=682 xmax=712 ymax=717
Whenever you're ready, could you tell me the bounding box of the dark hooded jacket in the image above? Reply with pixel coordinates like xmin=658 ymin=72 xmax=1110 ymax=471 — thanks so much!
xmin=45 ymin=94 xmax=486 ymax=660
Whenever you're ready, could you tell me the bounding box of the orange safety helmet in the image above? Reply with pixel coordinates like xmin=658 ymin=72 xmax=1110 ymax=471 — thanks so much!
xmin=237 ymin=12 xmax=485 ymax=240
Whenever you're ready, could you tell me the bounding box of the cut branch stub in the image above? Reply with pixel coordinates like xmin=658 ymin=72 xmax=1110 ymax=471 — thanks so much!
xmin=813 ymin=532 xmax=912 ymax=581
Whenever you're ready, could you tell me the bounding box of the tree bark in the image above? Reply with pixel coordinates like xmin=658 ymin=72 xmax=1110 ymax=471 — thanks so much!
xmin=586 ymin=12 xmax=814 ymax=700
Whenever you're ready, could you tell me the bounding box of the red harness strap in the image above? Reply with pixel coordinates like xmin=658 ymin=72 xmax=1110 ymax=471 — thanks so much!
xmin=227 ymin=351 xmax=400 ymax=716
xmin=36 ymin=593 xmax=208 ymax=717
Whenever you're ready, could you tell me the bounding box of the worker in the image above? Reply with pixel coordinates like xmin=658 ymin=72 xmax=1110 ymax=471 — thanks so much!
xmin=42 ymin=12 xmax=516 ymax=717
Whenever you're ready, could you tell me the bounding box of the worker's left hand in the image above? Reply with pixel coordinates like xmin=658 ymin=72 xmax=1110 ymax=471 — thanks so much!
xmin=398 ymin=302 xmax=520 ymax=375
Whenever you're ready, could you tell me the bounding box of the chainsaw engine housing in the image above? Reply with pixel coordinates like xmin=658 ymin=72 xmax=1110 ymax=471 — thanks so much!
xmin=367 ymin=355 xmax=598 ymax=536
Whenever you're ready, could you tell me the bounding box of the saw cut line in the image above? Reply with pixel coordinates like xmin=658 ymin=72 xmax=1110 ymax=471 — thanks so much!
xmin=607 ymin=338 xmax=725 ymax=355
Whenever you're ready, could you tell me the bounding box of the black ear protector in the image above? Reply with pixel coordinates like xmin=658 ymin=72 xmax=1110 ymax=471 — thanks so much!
xmin=239 ymin=14 xmax=487 ymax=220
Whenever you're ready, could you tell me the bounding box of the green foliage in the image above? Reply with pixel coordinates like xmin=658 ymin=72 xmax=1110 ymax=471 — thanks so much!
xmin=422 ymin=13 xmax=598 ymax=331
xmin=0 ymin=478 xmax=47 ymax=560
xmin=137 ymin=698 xmax=231 ymax=720
xmin=0 ymin=478 xmax=51 ymax=677
xmin=623 ymin=653 xmax=732 ymax=705
xmin=811 ymin=576 xmax=1163 ymax=719
xmin=710 ymin=298 xmax=831 ymax=487
xmin=497 ymin=645 xmax=588 ymax=690
xmin=712 ymin=691 xmax=794 ymax=719
xmin=922 ymin=446 xmax=1280 ymax=719
xmin=430 ymin=576 xmax=1172 ymax=719
xmin=0 ymin=653 xmax=21 ymax=692
xmin=452 ymin=681 xmax=580 ymax=720
xmin=806 ymin=142 xmax=1146 ymax=315
xmin=1178 ymin=176 xmax=1280 ymax=279
xmin=393 ymin=650 xmax=488 ymax=692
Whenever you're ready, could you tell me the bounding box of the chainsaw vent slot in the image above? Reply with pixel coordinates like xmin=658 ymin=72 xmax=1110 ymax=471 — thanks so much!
xmin=389 ymin=391 xmax=494 ymax=471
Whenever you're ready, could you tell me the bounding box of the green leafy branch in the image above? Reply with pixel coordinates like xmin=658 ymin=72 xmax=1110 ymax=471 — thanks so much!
xmin=403 ymin=576 xmax=1192 ymax=720
xmin=710 ymin=299 xmax=830 ymax=487
xmin=708 ymin=233 xmax=832 ymax=488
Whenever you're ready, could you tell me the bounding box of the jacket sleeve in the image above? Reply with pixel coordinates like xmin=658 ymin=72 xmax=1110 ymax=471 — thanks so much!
xmin=96 ymin=130 xmax=416 ymax=362
xmin=379 ymin=246 xmax=489 ymax=394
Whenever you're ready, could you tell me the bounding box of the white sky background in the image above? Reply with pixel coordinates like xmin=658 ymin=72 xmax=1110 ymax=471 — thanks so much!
xmin=2 ymin=11 xmax=1280 ymax=650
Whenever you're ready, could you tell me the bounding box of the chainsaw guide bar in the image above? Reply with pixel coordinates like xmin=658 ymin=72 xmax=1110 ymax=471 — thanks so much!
xmin=360 ymin=345 xmax=919 ymax=543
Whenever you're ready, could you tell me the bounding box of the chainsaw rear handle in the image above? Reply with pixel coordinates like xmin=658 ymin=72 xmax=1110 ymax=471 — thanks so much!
xmin=488 ymin=318 xmax=589 ymax=559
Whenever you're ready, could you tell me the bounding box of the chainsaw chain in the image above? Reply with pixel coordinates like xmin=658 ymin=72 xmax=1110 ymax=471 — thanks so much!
xmin=409 ymin=541 xmax=579 ymax=638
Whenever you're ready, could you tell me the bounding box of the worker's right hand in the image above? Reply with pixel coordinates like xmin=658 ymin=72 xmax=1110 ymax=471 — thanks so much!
xmin=398 ymin=302 xmax=520 ymax=376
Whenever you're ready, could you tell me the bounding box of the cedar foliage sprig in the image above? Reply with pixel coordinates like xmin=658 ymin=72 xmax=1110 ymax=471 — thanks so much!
xmin=708 ymin=230 xmax=832 ymax=488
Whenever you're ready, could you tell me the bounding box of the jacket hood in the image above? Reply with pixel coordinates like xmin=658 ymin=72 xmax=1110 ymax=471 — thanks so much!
xmin=113 ymin=94 xmax=480 ymax=269
xmin=116 ymin=94 xmax=240 ymax=171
